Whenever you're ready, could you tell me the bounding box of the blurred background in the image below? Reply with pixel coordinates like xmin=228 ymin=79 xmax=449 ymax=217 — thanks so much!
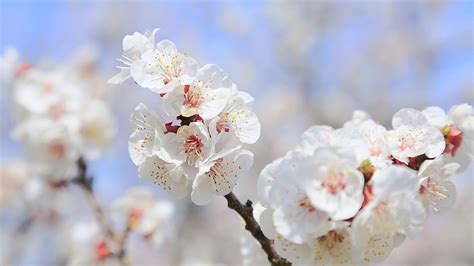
xmin=0 ymin=0 xmax=473 ymax=265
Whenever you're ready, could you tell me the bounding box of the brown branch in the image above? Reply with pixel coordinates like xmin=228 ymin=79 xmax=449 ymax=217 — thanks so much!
xmin=224 ymin=193 xmax=291 ymax=266
xmin=73 ymin=158 xmax=130 ymax=266
xmin=115 ymin=222 xmax=132 ymax=266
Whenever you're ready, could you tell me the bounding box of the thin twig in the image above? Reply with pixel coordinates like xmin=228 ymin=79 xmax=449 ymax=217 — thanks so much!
xmin=73 ymin=158 xmax=130 ymax=266
xmin=115 ymin=222 xmax=133 ymax=265
xmin=224 ymin=192 xmax=291 ymax=266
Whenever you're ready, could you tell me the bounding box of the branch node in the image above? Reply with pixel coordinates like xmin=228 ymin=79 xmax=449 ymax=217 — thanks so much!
xmin=224 ymin=193 xmax=291 ymax=266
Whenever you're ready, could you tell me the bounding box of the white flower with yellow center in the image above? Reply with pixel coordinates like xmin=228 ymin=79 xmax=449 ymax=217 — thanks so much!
xmin=164 ymin=64 xmax=231 ymax=120
xmin=160 ymin=122 xmax=213 ymax=179
xmin=128 ymin=103 xmax=165 ymax=166
xmin=108 ymin=28 xmax=159 ymax=85
xmin=354 ymin=165 xmax=426 ymax=238
xmin=418 ymin=157 xmax=459 ymax=214
xmin=211 ymin=86 xmax=261 ymax=144
xmin=385 ymin=108 xmax=445 ymax=164
xmin=258 ymin=152 xmax=332 ymax=244
xmin=138 ymin=155 xmax=189 ymax=198
xmin=191 ymin=148 xmax=253 ymax=205
xmin=130 ymin=39 xmax=197 ymax=93
xmin=298 ymin=147 xmax=365 ymax=220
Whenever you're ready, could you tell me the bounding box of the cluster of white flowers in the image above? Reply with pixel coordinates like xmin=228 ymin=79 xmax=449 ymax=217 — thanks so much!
xmin=1 ymin=49 xmax=115 ymax=181
xmin=110 ymin=29 xmax=260 ymax=205
xmin=111 ymin=187 xmax=175 ymax=247
xmin=67 ymin=187 xmax=175 ymax=266
xmin=256 ymin=105 xmax=472 ymax=265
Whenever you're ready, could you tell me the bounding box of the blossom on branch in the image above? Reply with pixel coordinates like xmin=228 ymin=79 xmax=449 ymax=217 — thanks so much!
xmin=111 ymin=29 xmax=261 ymax=205
xmin=256 ymin=105 xmax=471 ymax=264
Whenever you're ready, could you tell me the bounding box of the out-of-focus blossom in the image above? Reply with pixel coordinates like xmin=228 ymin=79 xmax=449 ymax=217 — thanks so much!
xmin=110 ymin=187 xmax=175 ymax=247
xmin=3 ymin=49 xmax=115 ymax=181
xmin=67 ymin=222 xmax=119 ymax=266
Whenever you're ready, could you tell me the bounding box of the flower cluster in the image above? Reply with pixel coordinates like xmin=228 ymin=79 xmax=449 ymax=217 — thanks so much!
xmin=110 ymin=29 xmax=260 ymax=205
xmin=68 ymin=187 xmax=175 ymax=266
xmin=110 ymin=187 xmax=175 ymax=247
xmin=2 ymin=48 xmax=115 ymax=181
xmin=257 ymin=105 xmax=472 ymax=264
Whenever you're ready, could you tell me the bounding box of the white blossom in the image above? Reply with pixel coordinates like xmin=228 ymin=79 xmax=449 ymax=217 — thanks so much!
xmin=259 ymin=152 xmax=332 ymax=244
xmin=418 ymin=157 xmax=459 ymax=214
xmin=386 ymin=108 xmax=445 ymax=164
xmin=211 ymin=86 xmax=261 ymax=144
xmin=354 ymin=165 xmax=427 ymax=238
xmin=423 ymin=104 xmax=474 ymax=170
xmin=108 ymin=28 xmax=159 ymax=85
xmin=129 ymin=103 xmax=165 ymax=166
xmin=297 ymin=147 xmax=365 ymax=221
xmin=110 ymin=187 xmax=175 ymax=247
xmin=67 ymin=222 xmax=119 ymax=266
xmin=129 ymin=40 xmax=197 ymax=93
xmin=164 ymin=64 xmax=231 ymax=120
xmin=191 ymin=149 xmax=253 ymax=205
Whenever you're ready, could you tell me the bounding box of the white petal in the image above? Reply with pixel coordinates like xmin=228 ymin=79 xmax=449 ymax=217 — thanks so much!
xmin=232 ymin=109 xmax=261 ymax=144
xmin=200 ymin=88 xmax=231 ymax=120
xmin=392 ymin=108 xmax=428 ymax=128
xmin=196 ymin=64 xmax=231 ymax=89
xmin=108 ymin=68 xmax=130 ymax=84
xmin=156 ymin=39 xmax=177 ymax=54
xmin=448 ymin=103 xmax=473 ymax=125
xmin=362 ymin=233 xmax=396 ymax=264
xmin=191 ymin=174 xmax=214 ymax=205
xmin=422 ymin=106 xmax=450 ymax=128
xmin=299 ymin=125 xmax=333 ymax=154
xmin=273 ymin=236 xmax=314 ymax=264
xmin=138 ymin=155 xmax=188 ymax=198
xmin=259 ymin=208 xmax=278 ymax=240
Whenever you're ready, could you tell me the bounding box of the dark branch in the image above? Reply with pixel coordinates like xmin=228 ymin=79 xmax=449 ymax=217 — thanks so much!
xmin=224 ymin=193 xmax=291 ymax=266
xmin=72 ymin=158 xmax=130 ymax=266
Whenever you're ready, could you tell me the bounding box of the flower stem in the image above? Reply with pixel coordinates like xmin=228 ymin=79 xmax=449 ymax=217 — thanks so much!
xmin=73 ymin=158 xmax=130 ymax=266
xmin=224 ymin=192 xmax=291 ymax=266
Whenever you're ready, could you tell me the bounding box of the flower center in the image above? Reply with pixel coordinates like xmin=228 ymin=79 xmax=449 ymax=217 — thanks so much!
xmin=94 ymin=241 xmax=111 ymax=262
xmin=49 ymin=142 xmax=65 ymax=159
xmin=317 ymin=230 xmax=344 ymax=249
xmin=49 ymin=105 xmax=64 ymax=120
xmin=129 ymin=206 xmax=144 ymax=228
xmin=299 ymin=195 xmax=316 ymax=213
xmin=209 ymin=158 xmax=224 ymax=178
xmin=399 ymin=136 xmax=416 ymax=151
xmin=184 ymin=135 xmax=203 ymax=161
xmin=15 ymin=63 xmax=31 ymax=76
xmin=183 ymin=85 xmax=204 ymax=109
xmin=155 ymin=51 xmax=183 ymax=84
xmin=442 ymin=125 xmax=463 ymax=157
xmin=322 ymin=171 xmax=346 ymax=194
xmin=216 ymin=112 xmax=231 ymax=133
xmin=42 ymin=83 xmax=55 ymax=94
